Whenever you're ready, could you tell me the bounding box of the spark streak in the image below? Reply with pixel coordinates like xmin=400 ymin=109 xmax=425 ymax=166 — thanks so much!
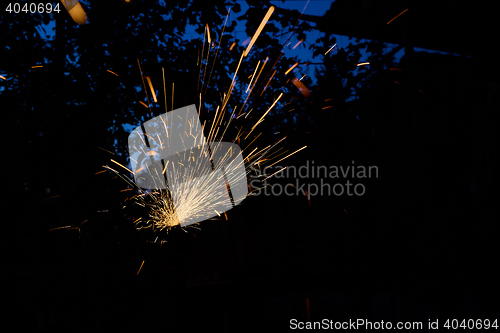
xmin=244 ymin=6 xmax=275 ymax=57
xmin=145 ymin=76 xmax=157 ymax=103
xmin=324 ymin=43 xmax=337 ymax=55
xmin=137 ymin=260 xmax=145 ymax=275
xmin=387 ymin=8 xmax=409 ymax=25
xmin=285 ymin=62 xmax=299 ymax=75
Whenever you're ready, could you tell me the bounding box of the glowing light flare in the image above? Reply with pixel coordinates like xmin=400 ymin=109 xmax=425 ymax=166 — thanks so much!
xmin=357 ymin=62 xmax=370 ymax=66
xmin=107 ymin=69 xmax=118 ymax=76
xmin=229 ymin=42 xmax=236 ymax=51
xmin=31 ymin=65 xmax=43 ymax=69
xmin=0 ymin=75 xmax=6 ymax=80
xmin=244 ymin=6 xmax=275 ymax=57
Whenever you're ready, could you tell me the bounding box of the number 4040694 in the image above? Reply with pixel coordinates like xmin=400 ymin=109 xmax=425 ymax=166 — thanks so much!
xmin=6 ymin=3 xmax=61 ymax=14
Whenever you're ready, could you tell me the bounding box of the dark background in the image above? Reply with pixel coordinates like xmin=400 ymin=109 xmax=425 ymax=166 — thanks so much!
xmin=0 ymin=0 xmax=498 ymax=332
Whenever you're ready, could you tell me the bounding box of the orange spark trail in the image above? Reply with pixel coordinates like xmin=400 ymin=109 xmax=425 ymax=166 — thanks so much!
xmin=292 ymin=39 xmax=304 ymax=50
xmin=110 ymin=159 xmax=133 ymax=174
xmin=145 ymin=76 xmax=157 ymax=103
xmin=245 ymin=93 xmax=283 ymax=139
xmin=268 ymin=146 xmax=307 ymax=167
xmin=246 ymin=60 xmax=261 ymax=93
xmin=387 ymin=8 xmax=408 ymax=25
xmin=285 ymin=62 xmax=299 ymax=75
xmin=137 ymin=261 xmax=145 ymax=275
xmin=244 ymin=6 xmax=275 ymax=57
xmin=262 ymin=167 xmax=287 ymax=181
xmin=260 ymin=69 xmax=277 ymax=96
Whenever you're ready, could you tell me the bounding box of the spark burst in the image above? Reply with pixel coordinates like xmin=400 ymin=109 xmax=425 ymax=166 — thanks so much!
xmin=103 ymin=5 xmax=308 ymax=236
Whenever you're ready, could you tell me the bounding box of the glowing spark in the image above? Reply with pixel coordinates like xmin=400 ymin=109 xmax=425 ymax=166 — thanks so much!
xmin=387 ymin=8 xmax=409 ymax=25
xmin=49 ymin=226 xmax=74 ymax=231
xmin=357 ymin=62 xmax=370 ymax=66
xmin=206 ymin=23 xmax=211 ymax=44
xmin=246 ymin=60 xmax=261 ymax=93
xmin=162 ymin=68 xmax=168 ymax=112
xmin=145 ymin=76 xmax=157 ymax=103
xmin=324 ymin=43 xmax=337 ymax=55
xmin=110 ymin=159 xmax=133 ymax=174
xmin=292 ymin=39 xmax=304 ymax=50
xmin=137 ymin=261 xmax=145 ymax=275
xmin=244 ymin=6 xmax=275 ymax=57
xmin=260 ymin=69 xmax=277 ymax=96
xmin=262 ymin=167 xmax=287 ymax=182
xmin=299 ymin=74 xmax=306 ymax=81
xmin=139 ymin=101 xmax=148 ymax=108
xmin=98 ymin=146 xmax=115 ymax=155
xmin=306 ymin=191 xmax=311 ymax=206
xmin=31 ymin=65 xmax=43 ymax=69
xmin=268 ymin=146 xmax=307 ymax=167
xmin=247 ymin=92 xmax=283 ymax=138
xmin=107 ymin=69 xmax=118 ymax=76
xmin=0 ymin=75 xmax=5 ymax=80
xmin=285 ymin=62 xmax=299 ymax=75
xmin=229 ymin=42 xmax=236 ymax=51
xmin=322 ymin=106 xmax=332 ymax=110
